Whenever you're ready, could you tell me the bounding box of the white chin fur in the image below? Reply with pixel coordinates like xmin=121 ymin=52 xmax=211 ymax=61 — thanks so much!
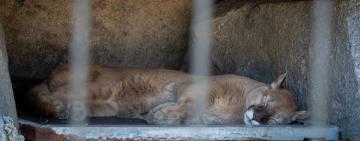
xmin=244 ymin=110 xmax=261 ymax=126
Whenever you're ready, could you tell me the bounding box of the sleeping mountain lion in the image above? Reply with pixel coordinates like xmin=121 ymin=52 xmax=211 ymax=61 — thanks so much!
xmin=28 ymin=64 xmax=309 ymax=126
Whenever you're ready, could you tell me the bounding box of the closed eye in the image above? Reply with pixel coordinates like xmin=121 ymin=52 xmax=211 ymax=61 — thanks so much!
xmin=247 ymin=105 xmax=254 ymax=110
xmin=254 ymin=104 xmax=266 ymax=112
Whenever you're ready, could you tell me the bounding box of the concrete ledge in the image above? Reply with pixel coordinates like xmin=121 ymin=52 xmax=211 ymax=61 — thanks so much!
xmin=19 ymin=120 xmax=339 ymax=141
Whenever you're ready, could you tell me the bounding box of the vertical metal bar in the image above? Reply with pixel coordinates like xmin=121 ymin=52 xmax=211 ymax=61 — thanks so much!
xmin=309 ymin=0 xmax=333 ymax=126
xmin=189 ymin=0 xmax=214 ymax=123
xmin=68 ymin=0 xmax=91 ymax=124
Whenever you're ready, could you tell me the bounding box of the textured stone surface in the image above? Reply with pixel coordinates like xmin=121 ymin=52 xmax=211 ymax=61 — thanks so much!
xmin=2 ymin=0 xmax=192 ymax=80
xmin=211 ymin=0 xmax=360 ymax=140
xmin=0 ymin=23 xmax=17 ymax=122
xmin=0 ymin=116 xmax=24 ymax=141
xmin=330 ymin=0 xmax=360 ymax=140
xmin=0 ymin=116 xmax=6 ymax=141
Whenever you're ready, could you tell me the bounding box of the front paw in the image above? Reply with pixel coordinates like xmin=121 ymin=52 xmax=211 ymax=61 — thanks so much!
xmin=146 ymin=103 xmax=185 ymax=125
xmin=69 ymin=102 xmax=87 ymax=122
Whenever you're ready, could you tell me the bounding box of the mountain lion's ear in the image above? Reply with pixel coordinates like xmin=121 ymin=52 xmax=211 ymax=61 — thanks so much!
xmin=291 ymin=111 xmax=311 ymax=122
xmin=271 ymin=73 xmax=287 ymax=90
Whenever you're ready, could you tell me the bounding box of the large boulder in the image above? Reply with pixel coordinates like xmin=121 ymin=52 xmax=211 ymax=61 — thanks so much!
xmin=212 ymin=0 xmax=360 ymax=140
xmin=2 ymin=0 xmax=192 ymax=80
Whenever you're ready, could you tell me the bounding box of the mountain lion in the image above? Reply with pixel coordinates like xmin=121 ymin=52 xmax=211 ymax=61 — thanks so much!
xmin=28 ymin=64 xmax=309 ymax=126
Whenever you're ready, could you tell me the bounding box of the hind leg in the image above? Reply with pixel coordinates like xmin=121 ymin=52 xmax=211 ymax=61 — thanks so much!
xmin=145 ymin=102 xmax=188 ymax=125
xmin=28 ymin=83 xmax=69 ymax=119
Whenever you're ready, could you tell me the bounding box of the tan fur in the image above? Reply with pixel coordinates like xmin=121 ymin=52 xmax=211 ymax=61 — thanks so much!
xmin=27 ymin=64 xmax=309 ymax=125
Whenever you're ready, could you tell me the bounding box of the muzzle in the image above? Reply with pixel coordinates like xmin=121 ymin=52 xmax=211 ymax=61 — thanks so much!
xmin=244 ymin=105 xmax=261 ymax=126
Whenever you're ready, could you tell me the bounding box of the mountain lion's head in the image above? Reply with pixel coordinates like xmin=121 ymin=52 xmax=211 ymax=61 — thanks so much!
xmin=244 ymin=73 xmax=310 ymax=126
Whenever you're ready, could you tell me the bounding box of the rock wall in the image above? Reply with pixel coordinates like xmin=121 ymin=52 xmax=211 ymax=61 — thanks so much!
xmin=1 ymin=0 xmax=192 ymax=80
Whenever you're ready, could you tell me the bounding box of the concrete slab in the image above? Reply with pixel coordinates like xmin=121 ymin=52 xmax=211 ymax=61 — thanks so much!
xmin=19 ymin=119 xmax=339 ymax=141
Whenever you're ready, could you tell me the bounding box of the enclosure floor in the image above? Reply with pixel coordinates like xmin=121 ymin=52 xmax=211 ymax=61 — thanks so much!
xmin=19 ymin=119 xmax=339 ymax=141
